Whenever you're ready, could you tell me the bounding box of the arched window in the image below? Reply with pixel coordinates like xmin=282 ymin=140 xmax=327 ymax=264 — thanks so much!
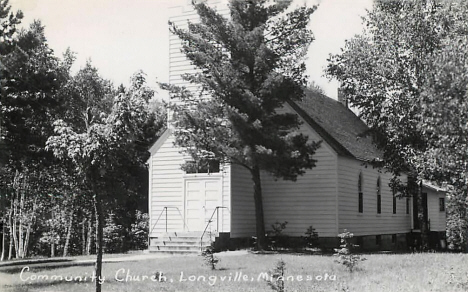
xmin=377 ymin=176 xmax=382 ymax=214
xmin=358 ymin=172 xmax=363 ymax=213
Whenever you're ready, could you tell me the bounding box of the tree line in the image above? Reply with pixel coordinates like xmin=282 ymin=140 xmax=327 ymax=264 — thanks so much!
xmin=0 ymin=0 xmax=165 ymax=266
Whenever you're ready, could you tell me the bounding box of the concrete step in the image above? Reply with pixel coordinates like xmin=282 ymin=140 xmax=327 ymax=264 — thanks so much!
xmin=147 ymin=248 xmax=200 ymax=255
xmin=153 ymin=236 xmax=204 ymax=242
xmin=149 ymin=231 xmax=217 ymax=255
xmin=162 ymin=231 xmax=204 ymax=237
xmin=150 ymin=235 xmax=212 ymax=242
xmin=152 ymin=239 xmax=212 ymax=246
xmin=149 ymin=244 xmax=203 ymax=251
xmin=150 ymin=240 xmax=212 ymax=248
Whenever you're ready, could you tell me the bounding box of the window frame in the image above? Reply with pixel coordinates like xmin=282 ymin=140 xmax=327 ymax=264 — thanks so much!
xmin=377 ymin=176 xmax=381 ymax=214
xmin=358 ymin=172 xmax=363 ymax=213
xmin=439 ymin=197 xmax=445 ymax=212
xmin=406 ymin=197 xmax=410 ymax=215
xmin=183 ymin=159 xmax=221 ymax=174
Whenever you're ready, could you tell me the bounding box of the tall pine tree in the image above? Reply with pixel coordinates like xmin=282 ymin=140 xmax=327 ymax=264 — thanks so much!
xmin=163 ymin=0 xmax=319 ymax=250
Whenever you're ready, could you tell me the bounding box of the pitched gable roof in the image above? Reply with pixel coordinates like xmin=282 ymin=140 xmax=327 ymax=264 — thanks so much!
xmin=289 ymin=90 xmax=383 ymax=162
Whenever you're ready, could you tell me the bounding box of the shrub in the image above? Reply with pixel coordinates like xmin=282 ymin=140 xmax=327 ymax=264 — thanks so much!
xmin=303 ymin=225 xmax=319 ymax=249
xmin=103 ymin=213 xmax=124 ymax=253
xmin=446 ymin=191 xmax=468 ymax=251
xmin=201 ymin=230 xmax=219 ymax=270
xmin=267 ymin=260 xmax=286 ymax=292
xmin=334 ymin=230 xmax=366 ymax=272
xmin=129 ymin=210 xmax=149 ymax=250
xmin=202 ymin=242 xmax=219 ymax=270
xmin=267 ymin=221 xmax=288 ymax=250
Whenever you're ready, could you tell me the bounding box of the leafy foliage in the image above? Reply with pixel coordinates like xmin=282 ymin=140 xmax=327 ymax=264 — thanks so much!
xmin=0 ymin=1 xmax=164 ymax=267
xmin=446 ymin=189 xmax=468 ymax=251
xmin=306 ymin=81 xmax=324 ymax=95
xmin=326 ymin=0 xmax=468 ymax=250
xmin=103 ymin=213 xmax=125 ymax=253
xmin=129 ymin=210 xmax=149 ymax=250
xmin=46 ymin=68 xmax=162 ymax=291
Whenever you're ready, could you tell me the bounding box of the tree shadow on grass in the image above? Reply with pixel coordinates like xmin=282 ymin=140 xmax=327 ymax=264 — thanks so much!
xmin=249 ymin=248 xmax=444 ymax=257
xmin=250 ymin=248 xmax=336 ymax=257
xmin=1 ymin=258 xmax=137 ymax=274
xmin=4 ymin=278 xmax=96 ymax=292
xmin=0 ymin=261 xmax=95 ymax=274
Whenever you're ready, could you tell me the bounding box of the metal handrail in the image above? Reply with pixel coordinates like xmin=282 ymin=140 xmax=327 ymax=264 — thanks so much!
xmin=149 ymin=206 xmax=190 ymax=236
xmin=200 ymin=206 xmax=229 ymax=250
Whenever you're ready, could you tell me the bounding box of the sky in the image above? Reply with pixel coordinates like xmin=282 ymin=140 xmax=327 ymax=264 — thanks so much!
xmin=10 ymin=0 xmax=373 ymax=100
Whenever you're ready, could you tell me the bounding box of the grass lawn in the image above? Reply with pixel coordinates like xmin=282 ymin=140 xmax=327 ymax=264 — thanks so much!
xmin=1 ymin=251 xmax=467 ymax=292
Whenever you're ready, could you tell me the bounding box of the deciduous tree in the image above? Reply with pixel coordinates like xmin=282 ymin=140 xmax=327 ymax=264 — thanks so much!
xmin=326 ymin=0 xmax=468 ymax=250
xmin=47 ymin=70 xmax=162 ymax=292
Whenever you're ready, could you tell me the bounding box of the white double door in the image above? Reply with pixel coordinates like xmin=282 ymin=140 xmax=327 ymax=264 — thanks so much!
xmin=184 ymin=177 xmax=222 ymax=232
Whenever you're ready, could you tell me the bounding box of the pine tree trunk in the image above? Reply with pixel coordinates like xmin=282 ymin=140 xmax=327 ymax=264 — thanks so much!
xmin=8 ymin=206 xmax=13 ymax=260
xmin=86 ymin=215 xmax=93 ymax=255
xmin=94 ymin=195 xmax=104 ymax=292
xmin=95 ymin=208 xmax=99 ymax=253
xmin=18 ymin=191 xmax=24 ymax=258
xmin=82 ymin=218 xmax=87 ymax=255
xmin=0 ymin=192 xmax=5 ymax=261
xmin=12 ymin=199 xmax=19 ymax=259
xmin=51 ymin=242 xmax=55 ymax=257
xmin=463 ymin=207 xmax=468 ymax=253
xmin=1 ymin=219 xmax=5 ymax=261
xmin=12 ymin=220 xmax=18 ymax=259
xmin=23 ymin=224 xmax=31 ymax=258
xmin=23 ymin=196 xmax=37 ymax=259
xmin=251 ymin=166 xmax=266 ymax=250
xmin=50 ymin=202 xmax=55 ymax=257
xmin=63 ymin=207 xmax=74 ymax=257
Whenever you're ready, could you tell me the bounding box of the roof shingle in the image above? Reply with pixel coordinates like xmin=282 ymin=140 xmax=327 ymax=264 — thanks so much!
xmin=289 ymin=90 xmax=383 ymax=162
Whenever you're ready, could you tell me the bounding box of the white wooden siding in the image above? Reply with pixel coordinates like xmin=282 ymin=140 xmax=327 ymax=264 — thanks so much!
xmin=151 ymin=1 xmax=230 ymax=237
xmin=220 ymin=163 xmax=231 ymax=233
xmin=230 ymin=164 xmax=256 ymax=238
xmin=168 ymin=1 xmax=229 ymax=95
xmin=229 ymin=104 xmax=339 ymax=238
xmin=149 ymin=132 xmax=231 ymax=235
xmin=425 ymin=188 xmax=446 ymax=232
xmin=337 ymin=156 xmax=411 ymax=235
xmin=168 ymin=5 xmax=202 ymax=98
xmin=149 ymin=133 xmax=186 ymax=236
xmin=261 ymin=104 xmax=338 ymax=237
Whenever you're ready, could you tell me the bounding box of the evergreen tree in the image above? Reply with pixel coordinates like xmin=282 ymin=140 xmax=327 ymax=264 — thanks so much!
xmin=163 ymin=0 xmax=319 ymax=250
xmin=0 ymin=15 xmax=71 ymax=260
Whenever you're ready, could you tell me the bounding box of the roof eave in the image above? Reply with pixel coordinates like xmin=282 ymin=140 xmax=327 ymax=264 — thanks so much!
xmin=287 ymin=100 xmax=355 ymax=158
